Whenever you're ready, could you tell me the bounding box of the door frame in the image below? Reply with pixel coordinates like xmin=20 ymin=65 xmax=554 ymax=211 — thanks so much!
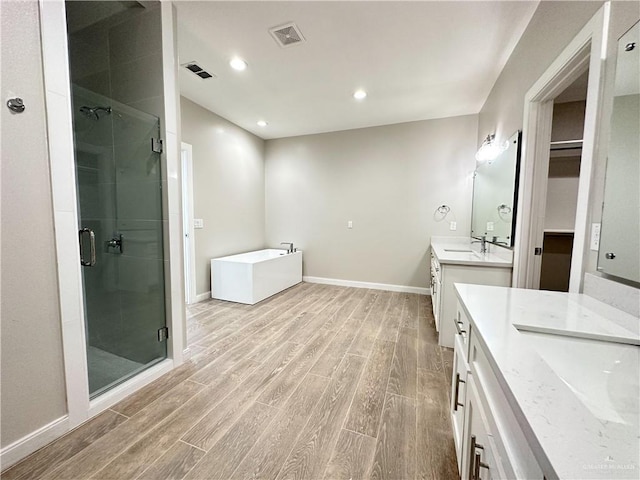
xmin=512 ymin=3 xmax=610 ymax=292
xmin=181 ymin=142 xmax=196 ymax=304
xmin=19 ymin=0 xmax=184 ymax=464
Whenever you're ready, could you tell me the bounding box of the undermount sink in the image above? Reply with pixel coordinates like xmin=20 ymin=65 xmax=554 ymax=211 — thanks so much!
xmin=444 ymin=248 xmax=473 ymax=253
xmin=517 ymin=330 xmax=639 ymax=424
xmin=514 ymin=323 xmax=640 ymax=346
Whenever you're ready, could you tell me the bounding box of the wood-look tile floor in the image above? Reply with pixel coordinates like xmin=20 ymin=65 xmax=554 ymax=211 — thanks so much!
xmin=2 ymin=283 xmax=458 ymax=480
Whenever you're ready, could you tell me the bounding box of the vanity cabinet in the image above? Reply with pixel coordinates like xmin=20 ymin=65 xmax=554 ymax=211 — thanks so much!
xmin=430 ymin=249 xmax=511 ymax=348
xmin=452 ymin=299 xmax=544 ymax=480
xmin=452 ymin=283 xmax=639 ymax=478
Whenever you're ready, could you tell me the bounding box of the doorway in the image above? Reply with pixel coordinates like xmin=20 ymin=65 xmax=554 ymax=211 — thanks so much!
xmin=181 ymin=142 xmax=196 ymax=304
xmin=539 ymin=74 xmax=587 ymax=292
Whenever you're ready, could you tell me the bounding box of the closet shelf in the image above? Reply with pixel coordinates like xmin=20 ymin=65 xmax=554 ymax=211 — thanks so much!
xmin=544 ymin=229 xmax=575 ymax=234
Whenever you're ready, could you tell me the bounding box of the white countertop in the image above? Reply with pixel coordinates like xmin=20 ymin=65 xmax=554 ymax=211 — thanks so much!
xmin=431 ymin=236 xmax=513 ymax=268
xmin=455 ymin=284 xmax=640 ymax=479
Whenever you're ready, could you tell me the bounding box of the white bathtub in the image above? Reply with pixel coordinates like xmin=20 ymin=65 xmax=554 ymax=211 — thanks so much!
xmin=211 ymin=249 xmax=302 ymax=304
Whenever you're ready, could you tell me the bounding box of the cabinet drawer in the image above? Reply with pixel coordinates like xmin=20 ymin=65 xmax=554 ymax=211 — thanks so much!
xmin=430 ymin=252 xmax=441 ymax=282
xmin=455 ymin=301 xmax=471 ymax=355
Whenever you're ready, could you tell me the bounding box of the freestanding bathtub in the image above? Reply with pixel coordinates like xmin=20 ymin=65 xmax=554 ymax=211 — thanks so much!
xmin=211 ymin=249 xmax=302 ymax=304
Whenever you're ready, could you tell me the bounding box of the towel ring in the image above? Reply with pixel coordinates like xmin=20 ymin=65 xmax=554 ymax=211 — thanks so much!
xmin=497 ymin=204 xmax=512 ymax=214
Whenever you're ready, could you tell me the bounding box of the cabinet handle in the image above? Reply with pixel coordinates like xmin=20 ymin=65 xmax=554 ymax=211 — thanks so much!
xmin=453 ymin=373 xmax=465 ymax=411
xmin=469 ymin=435 xmax=476 ymax=480
xmin=455 ymin=320 xmax=466 ymax=336
xmin=469 ymin=435 xmax=486 ymax=480
xmin=474 ymin=452 xmax=489 ymax=480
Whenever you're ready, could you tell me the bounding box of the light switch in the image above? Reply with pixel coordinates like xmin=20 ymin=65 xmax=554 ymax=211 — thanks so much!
xmin=194 ymin=218 xmax=204 ymax=229
xmin=449 ymin=221 xmax=457 ymax=231
xmin=590 ymin=223 xmax=601 ymax=251
xmin=487 ymin=221 xmax=494 ymax=231
xmin=347 ymin=220 xmax=353 ymax=229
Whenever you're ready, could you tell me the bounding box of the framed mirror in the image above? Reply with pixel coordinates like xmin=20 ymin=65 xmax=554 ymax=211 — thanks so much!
xmin=471 ymin=130 xmax=522 ymax=247
xmin=597 ymin=20 xmax=640 ymax=283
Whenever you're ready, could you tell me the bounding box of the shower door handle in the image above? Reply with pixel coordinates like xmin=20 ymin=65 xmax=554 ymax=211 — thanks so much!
xmin=79 ymin=228 xmax=96 ymax=267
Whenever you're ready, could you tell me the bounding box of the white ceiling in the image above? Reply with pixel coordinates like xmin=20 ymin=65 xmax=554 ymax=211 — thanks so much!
xmin=176 ymin=1 xmax=539 ymax=140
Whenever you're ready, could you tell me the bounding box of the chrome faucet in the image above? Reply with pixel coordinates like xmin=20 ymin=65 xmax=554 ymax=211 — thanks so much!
xmin=280 ymin=242 xmax=294 ymax=254
xmin=471 ymin=236 xmax=488 ymax=254
xmin=491 ymin=236 xmax=509 ymax=246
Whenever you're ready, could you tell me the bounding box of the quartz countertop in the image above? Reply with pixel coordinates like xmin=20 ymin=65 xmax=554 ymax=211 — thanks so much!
xmin=430 ymin=236 xmax=512 ymax=268
xmin=455 ymin=284 xmax=640 ymax=479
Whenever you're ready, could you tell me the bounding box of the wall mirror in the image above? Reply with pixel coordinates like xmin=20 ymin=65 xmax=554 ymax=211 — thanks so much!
xmin=597 ymin=20 xmax=640 ymax=283
xmin=471 ymin=130 xmax=522 ymax=247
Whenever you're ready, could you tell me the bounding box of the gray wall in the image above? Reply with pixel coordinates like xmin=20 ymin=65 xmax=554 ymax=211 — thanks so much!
xmin=180 ymin=97 xmax=266 ymax=296
xmin=265 ymin=115 xmax=478 ymax=289
xmin=0 ymin=1 xmax=68 ymax=448
xmin=477 ymin=1 xmax=603 ymax=146
xmin=545 ymin=101 xmax=585 ymax=231
xmin=477 ymin=1 xmax=639 ymax=283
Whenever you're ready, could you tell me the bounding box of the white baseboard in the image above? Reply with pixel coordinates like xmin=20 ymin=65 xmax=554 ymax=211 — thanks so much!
xmin=0 ymin=415 xmax=69 ymax=470
xmin=194 ymin=291 xmax=211 ymax=303
xmin=1 ymin=359 xmax=176 ymax=470
xmin=303 ymin=276 xmax=430 ymax=295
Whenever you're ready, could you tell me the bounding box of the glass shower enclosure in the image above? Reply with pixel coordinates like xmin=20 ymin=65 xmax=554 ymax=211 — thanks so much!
xmin=66 ymin=1 xmax=167 ymax=398
xmin=73 ymin=86 xmax=167 ymax=397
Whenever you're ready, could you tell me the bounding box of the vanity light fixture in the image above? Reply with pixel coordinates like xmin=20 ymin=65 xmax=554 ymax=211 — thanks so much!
xmin=353 ymin=89 xmax=367 ymax=100
xmin=229 ymin=57 xmax=248 ymax=71
xmin=257 ymin=120 xmax=267 ymax=127
xmin=475 ymin=134 xmax=508 ymax=163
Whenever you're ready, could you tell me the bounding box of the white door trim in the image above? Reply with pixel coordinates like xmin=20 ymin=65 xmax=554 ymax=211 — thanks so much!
xmin=513 ymin=3 xmax=610 ymax=292
xmin=181 ymin=142 xmax=196 ymax=304
xmin=29 ymin=0 xmax=183 ymax=468
xmin=39 ymin=0 xmax=90 ymax=430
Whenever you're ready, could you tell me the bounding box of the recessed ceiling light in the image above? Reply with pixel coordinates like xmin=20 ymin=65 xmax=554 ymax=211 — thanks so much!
xmin=353 ymin=89 xmax=367 ymax=100
xmin=257 ymin=120 xmax=267 ymax=127
xmin=229 ymin=57 xmax=248 ymax=71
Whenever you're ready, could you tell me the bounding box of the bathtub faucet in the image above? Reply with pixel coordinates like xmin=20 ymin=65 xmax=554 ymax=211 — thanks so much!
xmin=280 ymin=242 xmax=294 ymax=254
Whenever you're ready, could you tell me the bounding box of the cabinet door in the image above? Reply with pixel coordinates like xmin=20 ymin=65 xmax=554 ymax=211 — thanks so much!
xmin=430 ymin=254 xmax=442 ymax=331
xmin=433 ymin=278 xmax=441 ymax=330
xmin=451 ymin=333 xmax=470 ymax=471
xmin=462 ymin=376 xmax=508 ymax=480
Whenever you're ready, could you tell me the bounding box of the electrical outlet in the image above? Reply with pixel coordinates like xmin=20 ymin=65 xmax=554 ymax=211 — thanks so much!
xmin=347 ymin=220 xmax=353 ymax=229
xmin=449 ymin=221 xmax=457 ymax=231
xmin=194 ymin=218 xmax=204 ymax=229
xmin=590 ymin=223 xmax=601 ymax=251
xmin=487 ymin=221 xmax=494 ymax=231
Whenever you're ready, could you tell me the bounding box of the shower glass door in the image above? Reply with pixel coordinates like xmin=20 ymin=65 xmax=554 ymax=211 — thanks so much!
xmin=73 ymin=85 xmax=167 ymax=398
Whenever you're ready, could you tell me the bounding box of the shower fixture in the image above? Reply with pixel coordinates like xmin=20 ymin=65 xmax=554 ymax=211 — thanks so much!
xmin=79 ymin=105 xmax=112 ymax=120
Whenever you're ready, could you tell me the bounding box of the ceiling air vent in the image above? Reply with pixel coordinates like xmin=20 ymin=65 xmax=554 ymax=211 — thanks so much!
xmin=182 ymin=61 xmax=216 ymax=80
xmin=269 ymin=22 xmax=305 ymax=48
